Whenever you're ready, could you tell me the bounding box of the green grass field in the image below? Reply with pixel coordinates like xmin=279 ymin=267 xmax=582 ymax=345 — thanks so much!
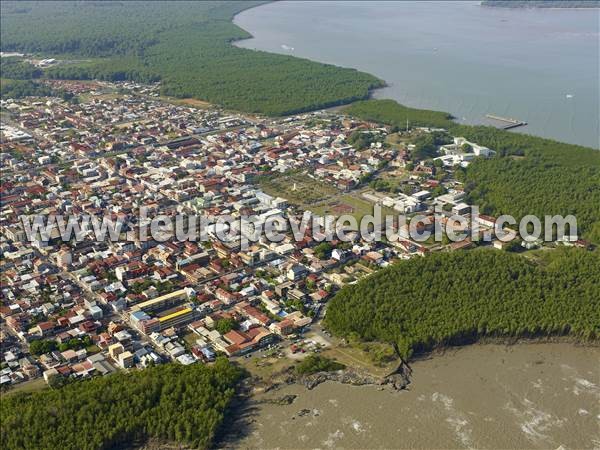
xmin=256 ymin=171 xmax=340 ymax=206
xmin=2 ymin=378 xmax=48 ymax=397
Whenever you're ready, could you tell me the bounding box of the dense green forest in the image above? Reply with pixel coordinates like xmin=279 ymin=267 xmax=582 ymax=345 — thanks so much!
xmin=324 ymin=249 xmax=600 ymax=359
xmin=0 ymin=57 xmax=43 ymax=79
xmin=0 ymin=1 xmax=383 ymax=115
xmin=0 ymin=79 xmax=54 ymax=98
xmin=344 ymin=99 xmax=600 ymax=243
xmin=0 ymin=359 xmax=244 ymax=450
xmin=346 ymin=99 xmax=455 ymax=130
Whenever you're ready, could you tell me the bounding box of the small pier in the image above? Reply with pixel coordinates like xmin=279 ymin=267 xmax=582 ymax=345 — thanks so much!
xmin=485 ymin=114 xmax=527 ymax=130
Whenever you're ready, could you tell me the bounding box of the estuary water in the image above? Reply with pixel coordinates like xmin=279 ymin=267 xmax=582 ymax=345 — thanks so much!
xmin=234 ymin=1 xmax=600 ymax=148
xmin=229 ymin=344 xmax=600 ymax=450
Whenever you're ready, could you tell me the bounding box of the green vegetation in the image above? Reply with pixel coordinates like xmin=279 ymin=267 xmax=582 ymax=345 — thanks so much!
xmin=130 ymin=279 xmax=175 ymax=295
xmin=343 ymin=336 xmax=397 ymax=367
xmin=347 ymin=130 xmax=385 ymax=150
xmin=215 ymin=317 xmax=239 ymax=335
xmin=314 ymin=242 xmax=333 ymax=260
xmin=345 ymin=99 xmax=455 ymax=130
xmin=461 ymin=152 xmax=600 ymax=242
xmin=325 ymin=249 xmax=600 ymax=359
xmin=369 ymin=178 xmax=394 ymax=192
xmin=29 ymin=339 xmax=57 ymax=356
xmin=412 ymin=131 xmax=453 ymax=160
xmin=2 ymin=378 xmax=48 ymax=397
xmin=30 ymin=337 xmax=94 ymax=355
xmin=451 ymin=124 xmax=600 ymax=242
xmin=345 ymin=99 xmax=600 ymax=242
xmin=0 ymin=78 xmax=54 ymax=98
xmin=295 ymin=354 xmax=346 ymax=375
xmin=0 ymin=359 xmax=244 ymax=450
xmin=256 ymin=171 xmax=340 ymax=206
xmin=0 ymin=57 xmax=42 ymax=79
xmin=0 ymin=1 xmax=383 ymax=115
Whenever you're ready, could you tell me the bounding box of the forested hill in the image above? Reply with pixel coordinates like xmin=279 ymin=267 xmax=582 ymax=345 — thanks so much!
xmin=0 ymin=359 xmax=244 ymax=450
xmin=324 ymin=249 xmax=600 ymax=359
xmin=0 ymin=1 xmax=383 ymax=115
xmin=482 ymin=1 xmax=600 ymax=8
xmin=344 ymin=99 xmax=600 ymax=244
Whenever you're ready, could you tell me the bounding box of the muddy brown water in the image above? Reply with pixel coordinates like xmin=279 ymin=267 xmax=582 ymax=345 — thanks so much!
xmin=225 ymin=343 xmax=599 ymax=449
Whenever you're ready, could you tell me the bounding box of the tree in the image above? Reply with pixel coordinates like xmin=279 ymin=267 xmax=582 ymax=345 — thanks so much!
xmin=295 ymin=355 xmax=345 ymax=375
xmin=214 ymin=318 xmax=238 ymax=335
xmin=314 ymin=242 xmax=333 ymax=260
xmin=324 ymin=249 xmax=600 ymax=359
xmin=0 ymin=360 xmax=245 ymax=450
xmin=1 ymin=2 xmax=383 ymax=115
xmin=29 ymin=339 xmax=57 ymax=356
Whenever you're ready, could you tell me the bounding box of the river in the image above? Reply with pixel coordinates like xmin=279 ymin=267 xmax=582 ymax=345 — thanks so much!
xmin=234 ymin=1 xmax=600 ymax=148
xmin=225 ymin=344 xmax=599 ymax=449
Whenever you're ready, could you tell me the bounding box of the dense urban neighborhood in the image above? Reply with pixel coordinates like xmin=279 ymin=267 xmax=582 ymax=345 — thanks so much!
xmin=1 ymin=0 xmax=599 ymax=448
xmin=1 ymin=79 xmax=590 ymax=392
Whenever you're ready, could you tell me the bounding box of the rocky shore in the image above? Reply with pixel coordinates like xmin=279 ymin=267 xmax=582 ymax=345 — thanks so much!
xmin=299 ymin=359 xmax=412 ymax=391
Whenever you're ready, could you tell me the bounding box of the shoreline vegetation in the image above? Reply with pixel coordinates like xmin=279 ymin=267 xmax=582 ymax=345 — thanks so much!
xmin=2 ymin=2 xmax=599 ymax=449
xmin=248 ymin=336 xmax=598 ymax=399
xmin=344 ymin=100 xmax=600 ymax=242
xmin=0 ymin=1 xmax=384 ymax=115
xmin=324 ymin=249 xmax=600 ymax=360
xmin=2 ymin=0 xmax=598 ymax=363
xmin=0 ymin=359 xmax=245 ymax=450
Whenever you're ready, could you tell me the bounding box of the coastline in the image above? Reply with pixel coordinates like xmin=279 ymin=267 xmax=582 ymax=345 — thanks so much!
xmin=230 ymin=1 xmax=387 ymax=115
xmin=223 ymin=342 xmax=600 ymax=449
xmin=231 ymin=0 xmax=599 ymax=147
xmin=408 ymin=335 xmax=600 ymax=364
xmin=239 ymin=336 xmax=599 ymax=398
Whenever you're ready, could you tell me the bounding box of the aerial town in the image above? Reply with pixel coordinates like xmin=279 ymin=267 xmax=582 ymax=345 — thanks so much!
xmin=0 ymin=79 xmax=583 ymax=390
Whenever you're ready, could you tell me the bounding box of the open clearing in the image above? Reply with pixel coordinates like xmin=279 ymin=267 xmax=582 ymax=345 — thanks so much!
xmin=256 ymin=171 xmax=396 ymax=222
xmin=256 ymin=171 xmax=340 ymax=207
xmin=3 ymin=377 xmax=48 ymax=397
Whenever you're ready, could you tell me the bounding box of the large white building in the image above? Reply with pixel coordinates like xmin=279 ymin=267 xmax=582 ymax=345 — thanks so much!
xmin=437 ymin=137 xmax=496 ymax=166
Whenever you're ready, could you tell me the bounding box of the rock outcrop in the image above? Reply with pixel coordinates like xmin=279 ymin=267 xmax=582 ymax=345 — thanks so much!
xmin=299 ymin=360 xmax=411 ymax=391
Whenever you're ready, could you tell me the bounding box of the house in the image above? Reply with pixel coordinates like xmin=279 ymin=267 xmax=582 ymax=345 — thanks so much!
xmin=476 ymin=214 xmax=497 ymax=229
xmin=493 ymin=240 xmax=508 ymax=250
xmin=108 ymin=343 xmax=125 ymax=360
xmin=331 ymin=248 xmax=351 ymax=262
xmin=118 ymin=351 xmax=134 ymax=369
xmin=269 ymin=319 xmax=295 ymax=336
xmin=221 ymin=327 xmax=275 ymax=356
xmin=287 ymin=264 xmax=308 ymax=281
xmin=452 ymin=203 xmax=471 ymax=215
xmin=411 ymin=190 xmax=431 ymax=201
xmin=35 ymin=321 xmax=56 ymax=337
xmin=275 ymin=281 xmax=293 ymax=297
xmin=310 ymin=289 xmax=329 ymax=303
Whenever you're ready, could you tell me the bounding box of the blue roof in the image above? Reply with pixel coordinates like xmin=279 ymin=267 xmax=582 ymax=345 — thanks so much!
xmin=130 ymin=310 xmax=150 ymax=321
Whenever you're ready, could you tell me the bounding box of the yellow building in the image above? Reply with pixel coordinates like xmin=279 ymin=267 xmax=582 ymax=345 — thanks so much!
xmin=131 ymin=289 xmax=190 ymax=313
xmin=108 ymin=343 xmax=125 ymax=360
xmin=158 ymin=307 xmax=197 ymax=330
